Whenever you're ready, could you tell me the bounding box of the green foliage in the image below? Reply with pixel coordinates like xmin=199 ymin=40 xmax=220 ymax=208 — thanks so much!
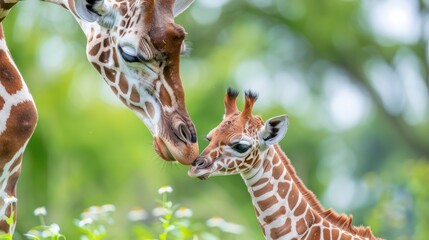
xmin=24 ymin=207 xmax=66 ymax=240
xmin=128 ymin=186 xmax=243 ymax=240
xmin=74 ymin=205 xmax=115 ymax=240
xmin=0 ymin=211 xmax=15 ymax=240
xmin=20 ymin=187 xmax=241 ymax=240
xmin=366 ymin=159 xmax=429 ymax=240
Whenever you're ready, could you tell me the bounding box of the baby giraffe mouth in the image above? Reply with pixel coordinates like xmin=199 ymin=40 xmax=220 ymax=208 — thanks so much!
xmin=197 ymin=173 xmax=210 ymax=180
xmin=188 ymin=167 xmax=211 ymax=180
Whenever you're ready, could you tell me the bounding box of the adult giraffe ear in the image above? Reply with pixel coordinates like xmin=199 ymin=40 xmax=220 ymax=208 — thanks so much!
xmin=258 ymin=115 xmax=288 ymax=148
xmin=75 ymin=0 xmax=107 ymax=22
xmin=173 ymin=0 xmax=195 ymax=17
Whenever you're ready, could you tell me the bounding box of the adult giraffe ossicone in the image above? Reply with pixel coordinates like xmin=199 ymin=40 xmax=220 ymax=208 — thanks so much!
xmin=1 ymin=0 xmax=198 ymax=234
xmin=189 ymin=88 xmax=380 ymax=240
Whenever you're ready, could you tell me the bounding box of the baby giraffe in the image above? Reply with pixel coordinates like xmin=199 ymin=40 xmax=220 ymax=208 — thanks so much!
xmin=188 ymin=88 xmax=380 ymax=240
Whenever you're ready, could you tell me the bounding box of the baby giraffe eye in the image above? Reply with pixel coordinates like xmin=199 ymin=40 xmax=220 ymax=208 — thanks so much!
xmin=231 ymin=142 xmax=251 ymax=154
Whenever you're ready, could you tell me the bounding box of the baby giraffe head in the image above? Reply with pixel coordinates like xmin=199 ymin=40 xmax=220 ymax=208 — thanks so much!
xmin=189 ymin=88 xmax=288 ymax=179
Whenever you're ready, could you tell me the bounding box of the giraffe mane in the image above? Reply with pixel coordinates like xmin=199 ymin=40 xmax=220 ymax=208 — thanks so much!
xmin=273 ymin=144 xmax=381 ymax=240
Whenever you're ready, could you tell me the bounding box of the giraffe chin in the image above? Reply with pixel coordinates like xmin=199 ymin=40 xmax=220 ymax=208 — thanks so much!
xmin=188 ymin=168 xmax=211 ymax=180
xmin=153 ymin=137 xmax=175 ymax=162
xmin=153 ymin=136 xmax=199 ymax=165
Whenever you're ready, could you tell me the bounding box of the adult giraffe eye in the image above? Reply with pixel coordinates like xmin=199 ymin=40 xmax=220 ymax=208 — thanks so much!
xmin=118 ymin=45 xmax=139 ymax=62
xmin=231 ymin=143 xmax=251 ymax=154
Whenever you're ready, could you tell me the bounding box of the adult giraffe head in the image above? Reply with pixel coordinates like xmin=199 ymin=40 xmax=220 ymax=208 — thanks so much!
xmin=45 ymin=0 xmax=198 ymax=164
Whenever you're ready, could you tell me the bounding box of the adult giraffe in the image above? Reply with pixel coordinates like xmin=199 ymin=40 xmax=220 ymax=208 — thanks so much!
xmin=0 ymin=0 xmax=198 ymax=233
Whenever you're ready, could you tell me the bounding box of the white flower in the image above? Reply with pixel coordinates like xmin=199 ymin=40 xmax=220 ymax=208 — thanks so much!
xmin=152 ymin=207 xmax=168 ymax=217
xmin=200 ymin=233 xmax=219 ymax=240
xmin=165 ymin=225 xmax=175 ymax=232
xmin=158 ymin=185 xmax=173 ymax=194
xmin=220 ymin=221 xmax=244 ymax=234
xmin=206 ymin=217 xmax=226 ymax=228
xmin=192 ymin=235 xmax=200 ymax=240
xmin=41 ymin=229 xmax=53 ymax=238
xmin=33 ymin=206 xmax=47 ymax=216
xmin=128 ymin=208 xmax=148 ymax=221
xmin=5 ymin=196 xmax=17 ymax=204
xmin=24 ymin=230 xmax=40 ymax=239
xmin=49 ymin=223 xmax=60 ymax=234
xmin=206 ymin=217 xmax=244 ymax=234
xmin=174 ymin=207 xmax=193 ymax=218
xmin=87 ymin=206 xmax=102 ymax=214
xmin=101 ymin=204 xmax=116 ymax=213
xmin=77 ymin=217 xmax=93 ymax=228
xmin=81 ymin=206 xmax=101 ymax=219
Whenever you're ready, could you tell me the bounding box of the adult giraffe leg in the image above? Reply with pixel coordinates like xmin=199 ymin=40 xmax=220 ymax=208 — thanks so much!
xmin=0 ymin=23 xmax=38 ymax=234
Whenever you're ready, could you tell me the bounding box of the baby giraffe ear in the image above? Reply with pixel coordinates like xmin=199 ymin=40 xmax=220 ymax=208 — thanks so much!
xmin=259 ymin=115 xmax=288 ymax=147
xmin=75 ymin=0 xmax=107 ymax=22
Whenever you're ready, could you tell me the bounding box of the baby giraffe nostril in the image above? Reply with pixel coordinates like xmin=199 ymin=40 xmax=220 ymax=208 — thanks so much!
xmin=197 ymin=160 xmax=206 ymax=168
xmin=192 ymin=158 xmax=207 ymax=168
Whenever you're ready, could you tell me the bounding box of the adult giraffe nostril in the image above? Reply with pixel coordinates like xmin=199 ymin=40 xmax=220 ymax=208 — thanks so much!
xmin=179 ymin=123 xmax=190 ymax=141
xmin=174 ymin=122 xmax=195 ymax=144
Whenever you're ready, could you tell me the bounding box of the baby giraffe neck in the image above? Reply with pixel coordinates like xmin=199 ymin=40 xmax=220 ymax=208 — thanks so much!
xmin=241 ymin=145 xmax=379 ymax=240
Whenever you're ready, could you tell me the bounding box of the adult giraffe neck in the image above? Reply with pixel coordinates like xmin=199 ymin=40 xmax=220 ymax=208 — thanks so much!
xmin=242 ymin=145 xmax=379 ymax=240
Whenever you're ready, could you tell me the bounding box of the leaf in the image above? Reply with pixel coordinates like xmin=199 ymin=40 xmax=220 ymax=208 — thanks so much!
xmin=5 ymin=211 xmax=14 ymax=226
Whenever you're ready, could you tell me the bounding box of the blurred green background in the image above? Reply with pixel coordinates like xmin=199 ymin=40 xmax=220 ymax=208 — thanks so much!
xmin=2 ymin=0 xmax=429 ymax=239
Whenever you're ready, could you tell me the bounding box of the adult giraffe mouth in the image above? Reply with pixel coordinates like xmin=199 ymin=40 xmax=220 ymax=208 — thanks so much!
xmin=153 ymin=137 xmax=175 ymax=161
xmin=153 ymin=130 xmax=198 ymax=165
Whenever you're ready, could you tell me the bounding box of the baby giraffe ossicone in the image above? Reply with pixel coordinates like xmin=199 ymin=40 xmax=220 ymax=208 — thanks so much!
xmin=188 ymin=88 xmax=380 ymax=240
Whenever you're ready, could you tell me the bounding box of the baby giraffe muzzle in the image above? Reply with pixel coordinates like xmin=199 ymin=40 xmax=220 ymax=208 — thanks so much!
xmin=190 ymin=156 xmax=212 ymax=180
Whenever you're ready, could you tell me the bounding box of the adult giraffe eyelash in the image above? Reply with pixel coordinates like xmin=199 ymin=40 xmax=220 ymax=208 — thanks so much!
xmin=180 ymin=40 xmax=192 ymax=56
